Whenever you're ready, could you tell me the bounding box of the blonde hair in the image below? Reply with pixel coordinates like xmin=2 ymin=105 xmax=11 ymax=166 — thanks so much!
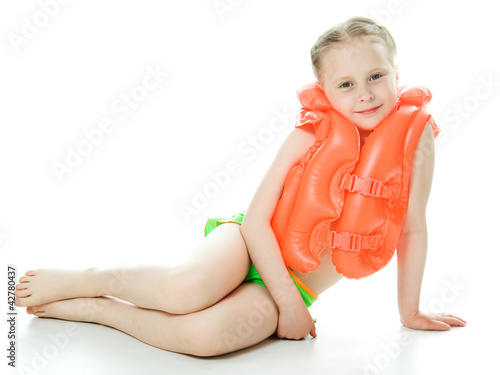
xmin=310 ymin=16 xmax=397 ymax=82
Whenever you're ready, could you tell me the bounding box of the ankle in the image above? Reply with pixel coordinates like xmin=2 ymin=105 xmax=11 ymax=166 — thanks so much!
xmin=76 ymin=297 xmax=114 ymax=323
xmin=81 ymin=267 xmax=101 ymax=297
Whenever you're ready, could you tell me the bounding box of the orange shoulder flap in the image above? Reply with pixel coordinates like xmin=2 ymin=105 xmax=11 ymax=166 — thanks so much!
xmin=272 ymin=83 xmax=359 ymax=272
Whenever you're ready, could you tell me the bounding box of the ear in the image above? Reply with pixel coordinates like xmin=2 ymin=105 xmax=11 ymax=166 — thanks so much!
xmin=394 ymin=64 xmax=400 ymax=87
xmin=315 ymin=76 xmax=324 ymax=90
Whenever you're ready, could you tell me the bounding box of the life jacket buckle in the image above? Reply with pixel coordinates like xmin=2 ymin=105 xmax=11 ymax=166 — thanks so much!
xmin=331 ymin=231 xmax=383 ymax=252
xmin=344 ymin=174 xmax=389 ymax=199
xmin=331 ymin=231 xmax=362 ymax=252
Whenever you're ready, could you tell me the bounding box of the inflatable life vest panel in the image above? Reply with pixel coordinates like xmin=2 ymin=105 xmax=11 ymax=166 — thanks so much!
xmin=271 ymin=83 xmax=440 ymax=279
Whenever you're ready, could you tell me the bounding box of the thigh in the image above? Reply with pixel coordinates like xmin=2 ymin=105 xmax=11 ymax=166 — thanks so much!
xmin=88 ymin=283 xmax=278 ymax=356
xmin=182 ymin=282 xmax=279 ymax=356
xmin=172 ymin=223 xmax=251 ymax=312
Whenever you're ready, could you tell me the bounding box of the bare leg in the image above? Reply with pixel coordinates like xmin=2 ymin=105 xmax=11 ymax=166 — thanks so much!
xmin=16 ymin=223 xmax=250 ymax=314
xmin=26 ymin=283 xmax=279 ymax=357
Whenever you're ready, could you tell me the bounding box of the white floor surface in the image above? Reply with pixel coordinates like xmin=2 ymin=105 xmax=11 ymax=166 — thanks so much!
xmin=12 ymin=263 xmax=494 ymax=375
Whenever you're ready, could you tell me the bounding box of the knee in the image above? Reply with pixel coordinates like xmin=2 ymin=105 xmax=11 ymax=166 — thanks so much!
xmin=178 ymin=301 xmax=279 ymax=357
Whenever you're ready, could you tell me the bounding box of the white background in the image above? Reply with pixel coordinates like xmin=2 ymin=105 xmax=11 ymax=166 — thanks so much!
xmin=1 ymin=1 xmax=499 ymax=374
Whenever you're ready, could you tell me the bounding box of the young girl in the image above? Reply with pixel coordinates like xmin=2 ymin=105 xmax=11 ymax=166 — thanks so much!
xmin=15 ymin=16 xmax=466 ymax=357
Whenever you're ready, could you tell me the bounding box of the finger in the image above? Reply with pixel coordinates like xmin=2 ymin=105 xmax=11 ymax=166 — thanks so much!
xmin=277 ymin=331 xmax=299 ymax=340
xmin=429 ymin=320 xmax=451 ymax=331
xmin=436 ymin=313 xmax=467 ymax=325
xmin=310 ymin=323 xmax=317 ymax=338
xmin=441 ymin=313 xmax=467 ymax=324
xmin=437 ymin=315 xmax=467 ymax=327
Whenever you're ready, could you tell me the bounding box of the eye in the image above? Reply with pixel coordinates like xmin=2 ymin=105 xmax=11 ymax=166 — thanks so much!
xmin=339 ymin=82 xmax=353 ymax=88
xmin=370 ymin=73 xmax=383 ymax=81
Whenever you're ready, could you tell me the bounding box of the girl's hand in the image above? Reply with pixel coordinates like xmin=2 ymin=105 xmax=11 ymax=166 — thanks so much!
xmin=276 ymin=302 xmax=317 ymax=340
xmin=401 ymin=311 xmax=467 ymax=331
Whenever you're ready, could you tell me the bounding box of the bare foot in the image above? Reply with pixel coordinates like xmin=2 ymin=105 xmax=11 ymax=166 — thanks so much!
xmin=15 ymin=269 xmax=96 ymax=308
xmin=27 ymin=297 xmax=113 ymax=322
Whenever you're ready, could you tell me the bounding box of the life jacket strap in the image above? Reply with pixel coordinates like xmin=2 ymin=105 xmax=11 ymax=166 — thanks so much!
xmin=331 ymin=231 xmax=382 ymax=252
xmin=341 ymin=174 xmax=391 ymax=200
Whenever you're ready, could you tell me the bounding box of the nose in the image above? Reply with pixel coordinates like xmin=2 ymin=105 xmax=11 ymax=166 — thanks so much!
xmin=358 ymin=85 xmax=374 ymax=102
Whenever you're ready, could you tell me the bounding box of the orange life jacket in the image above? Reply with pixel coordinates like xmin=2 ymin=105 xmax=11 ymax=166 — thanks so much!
xmin=271 ymin=83 xmax=440 ymax=279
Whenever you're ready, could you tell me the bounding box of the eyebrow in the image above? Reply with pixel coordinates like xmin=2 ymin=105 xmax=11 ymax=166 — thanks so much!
xmin=333 ymin=67 xmax=388 ymax=83
xmin=335 ymin=75 xmax=353 ymax=82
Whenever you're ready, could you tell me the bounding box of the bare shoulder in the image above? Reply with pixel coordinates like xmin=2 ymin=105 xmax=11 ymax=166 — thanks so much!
xmin=402 ymin=122 xmax=436 ymax=231
xmin=276 ymin=125 xmax=316 ymax=163
xmin=415 ymin=122 xmax=435 ymax=159
xmin=242 ymin=126 xmax=316 ymax=227
xmin=412 ymin=122 xmax=435 ymax=184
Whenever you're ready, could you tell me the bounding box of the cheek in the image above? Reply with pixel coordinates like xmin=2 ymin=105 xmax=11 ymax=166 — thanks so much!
xmin=385 ymin=91 xmax=398 ymax=111
xmin=328 ymin=94 xmax=353 ymax=116
xmin=379 ymin=81 xmax=398 ymax=101
xmin=374 ymin=85 xmax=397 ymax=108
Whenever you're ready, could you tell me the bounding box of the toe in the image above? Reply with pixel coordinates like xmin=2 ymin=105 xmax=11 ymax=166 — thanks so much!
xmin=31 ymin=306 xmax=47 ymax=317
xmin=15 ymin=294 xmax=34 ymax=307
xmin=19 ymin=276 xmax=31 ymax=283
xmin=25 ymin=270 xmax=37 ymax=276
xmin=15 ymin=289 xmax=31 ymax=298
xmin=16 ymin=294 xmax=40 ymax=307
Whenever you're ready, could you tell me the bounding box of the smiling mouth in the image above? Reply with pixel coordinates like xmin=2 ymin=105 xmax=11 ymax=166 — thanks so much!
xmin=355 ymin=105 xmax=382 ymax=116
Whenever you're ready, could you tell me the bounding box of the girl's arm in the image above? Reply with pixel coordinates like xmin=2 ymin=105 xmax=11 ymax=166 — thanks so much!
xmin=397 ymin=123 xmax=466 ymax=330
xmin=240 ymin=125 xmax=317 ymax=340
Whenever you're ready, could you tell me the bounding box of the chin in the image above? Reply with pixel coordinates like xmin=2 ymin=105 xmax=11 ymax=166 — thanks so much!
xmin=353 ymin=119 xmax=381 ymax=132
xmin=354 ymin=110 xmax=394 ymax=131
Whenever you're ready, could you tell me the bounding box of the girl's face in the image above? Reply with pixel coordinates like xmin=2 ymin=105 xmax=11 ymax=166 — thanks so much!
xmin=318 ymin=37 xmax=398 ymax=133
